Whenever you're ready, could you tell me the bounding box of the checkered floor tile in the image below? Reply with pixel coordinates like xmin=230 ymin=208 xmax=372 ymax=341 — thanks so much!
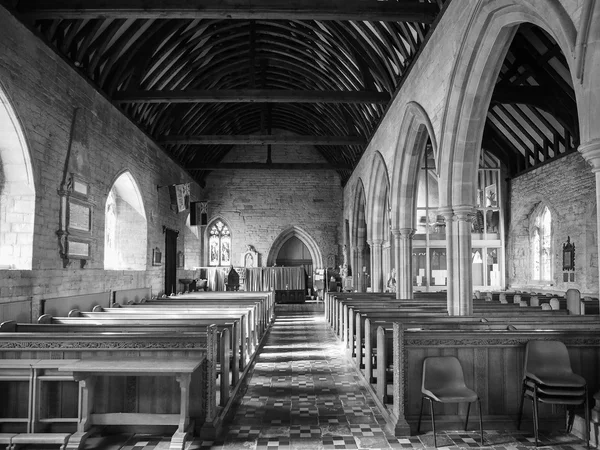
xmin=82 ymin=303 xmax=593 ymax=450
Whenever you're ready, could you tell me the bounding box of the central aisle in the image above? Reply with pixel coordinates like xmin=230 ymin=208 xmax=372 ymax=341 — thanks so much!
xmin=221 ymin=302 xmax=392 ymax=449
xmin=106 ymin=302 xmax=588 ymax=450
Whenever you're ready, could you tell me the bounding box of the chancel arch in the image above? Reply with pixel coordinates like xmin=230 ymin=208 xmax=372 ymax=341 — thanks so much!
xmin=390 ymin=102 xmax=438 ymax=300
xmin=366 ymin=152 xmax=391 ymax=293
xmin=0 ymin=83 xmax=35 ymax=270
xmin=266 ymin=226 xmax=323 ymax=271
xmin=437 ymin=0 xmax=578 ymax=314
xmin=103 ymin=171 xmax=147 ymax=270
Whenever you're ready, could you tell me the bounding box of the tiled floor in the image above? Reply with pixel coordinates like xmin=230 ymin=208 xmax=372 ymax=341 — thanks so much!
xmin=82 ymin=302 xmax=591 ymax=450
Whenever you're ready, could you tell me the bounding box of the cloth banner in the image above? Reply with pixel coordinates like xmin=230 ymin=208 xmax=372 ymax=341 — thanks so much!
xmin=175 ymin=183 xmax=190 ymax=212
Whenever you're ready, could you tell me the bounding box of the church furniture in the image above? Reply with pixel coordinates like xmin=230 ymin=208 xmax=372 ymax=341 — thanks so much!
xmin=42 ymin=292 xmax=111 ymax=319
xmin=381 ymin=325 xmax=600 ymax=437
xmin=417 ymin=356 xmax=483 ymax=447
xmin=111 ymin=287 xmax=152 ymax=305
xmin=0 ymin=359 xmax=79 ymax=450
xmin=275 ymin=289 xmax=305 ymax=303
xmin=57 ymin=358 xmax=204 ymax=450
xmin=517 ymin=340 xmax=589 ymax=449
xmin=0 ymin=329 xmax=219 ymax=439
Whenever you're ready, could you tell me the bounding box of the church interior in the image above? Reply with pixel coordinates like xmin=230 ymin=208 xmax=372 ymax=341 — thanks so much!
xmin=0 ymin=0 xmax=600 ymax=449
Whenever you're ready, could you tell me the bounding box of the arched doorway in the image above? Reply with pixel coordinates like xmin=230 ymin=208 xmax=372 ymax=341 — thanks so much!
xmin=275 ymin=235 xmax=313 ymax=292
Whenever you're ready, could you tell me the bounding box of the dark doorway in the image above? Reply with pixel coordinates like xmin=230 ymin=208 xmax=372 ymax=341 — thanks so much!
xmin=276 ymin=236 xmax=313 ymax=292
xmin=164 ymin=228 xmax=179 ymax=295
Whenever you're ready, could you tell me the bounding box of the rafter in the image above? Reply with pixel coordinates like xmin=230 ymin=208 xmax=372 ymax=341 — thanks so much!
xmin=161 ymin=135 xmax=366 ymax=146
xmin=13 ymin=0 xmax=438 ymax=23
xmin=185 ymin=162 xmax=352 ymax=170
xmin=114 ymin=89 xmax=391 ymax=104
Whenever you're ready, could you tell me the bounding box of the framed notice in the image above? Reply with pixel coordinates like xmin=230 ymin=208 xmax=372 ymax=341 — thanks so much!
xmin=67 ymin=238 xmax=91 ymax=259
xmin=67 ymin=198 xmax=92 ymax=233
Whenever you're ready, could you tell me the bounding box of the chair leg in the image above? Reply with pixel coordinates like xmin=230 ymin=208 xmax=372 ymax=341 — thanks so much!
xmin=417 ymin=396 xmax=425 ymax=434
xmin=465 ymin=402 xmax=471 ymax=431
xmin=517 ymin=379 xmax=526 ymax=430
xmin=532 ymin=386 xmax=539 ymax=447
xmin=584 ymin=386 xmax=589 ymax=450
xmin=428 ymin=397 xmax=437 ymax=448
xmin=478 ymin=398 xmax=484 ymax=446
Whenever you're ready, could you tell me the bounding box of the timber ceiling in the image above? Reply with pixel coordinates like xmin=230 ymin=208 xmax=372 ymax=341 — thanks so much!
xmin=1 ymin=0 xmax=447 ymax=186
xmin=0 ymin=3 xmax=574 ymax=186
xmin=485 ymin=24 xmax=578 ymax=176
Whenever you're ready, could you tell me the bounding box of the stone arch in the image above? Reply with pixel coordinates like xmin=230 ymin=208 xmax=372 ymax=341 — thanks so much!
xmin=367 ymin=151 xmax=391 ymax=242
xmin=104 ymin=170 xmax=147 ymax=270
xmin=266 ymin=226 xmax=324 ymax=270
xmin=350 ymin=178 xmax=368 ymax=248
xmin=438 ymin=0 xmax=577 ymax=208
xmin=0 ymin=82 xmax=35 ymax=270
xmin=390 ymin=101 xmax=438 ymax=231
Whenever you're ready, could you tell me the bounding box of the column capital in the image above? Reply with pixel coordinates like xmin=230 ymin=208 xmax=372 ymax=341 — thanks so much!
xmin=437 ymin=206 xmax=454 ymax=220
xmin=579 ymin=139 xmax=600 ymax=172
xmin=368 ymin=239 xmax=384 ymax=247
xmin=391 ymin=228 xmax=415 ymax=238
xmin=453 ymin=205 xmax=475 ymax=221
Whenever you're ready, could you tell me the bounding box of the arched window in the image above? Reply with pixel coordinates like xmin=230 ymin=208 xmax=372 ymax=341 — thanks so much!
xmin=104 ymin=172 xmax=147 ymax=270
xmin=0 ymin=85 xmax=35 ymax=270
xmin=531 ymin=205 xmax=552 ymax=281
xmin=208 ymin=220 xmax=231 ymax=266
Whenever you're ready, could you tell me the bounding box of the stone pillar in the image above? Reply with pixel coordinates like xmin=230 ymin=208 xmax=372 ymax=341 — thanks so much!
xmin=382 ymin=240 xmax=391 ymax=290
xmin=370 ymin=239 xmax=384 ymax=293
xmin=579 ymin=140 xmax=600 ymax=295
xmin=439 ymin=208 xmax=457 ymax=315
xmin=393 ymin=228 xmax=414 ymax=300
xmin=455 ymin=206 xmax=474 ymax=315
xmin=357 ymin=244 xmax=365 ymax=292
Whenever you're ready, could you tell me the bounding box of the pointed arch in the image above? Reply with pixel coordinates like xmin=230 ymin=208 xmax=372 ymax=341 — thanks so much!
xmin=438 ymin=0 xmax=576 ymax=208
xmin=266 ymin=226 xmax=324 ymax=270
xmin=104 ymin=170 xmax=147 ymax=270
xmin=0 ymin=82 xmax=35 ymax=269
xmin=390 ymin=101 xmax=438 ymax=232
xmin=351 ymin=178 xmax=368 ymax=248
xmin=367 ymin=151 xmax=391 ymax=242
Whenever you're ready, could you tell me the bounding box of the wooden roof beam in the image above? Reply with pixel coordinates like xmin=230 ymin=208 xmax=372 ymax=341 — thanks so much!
xmin=161 ymin=135 xmax=367 ymax=146
xmin=13 ymin=0 xmax=439 ymax=23
xmin=114 ymin=89 xmax=391 ymax=104
xmin=186 ymin=162 xmax=352 ymax=170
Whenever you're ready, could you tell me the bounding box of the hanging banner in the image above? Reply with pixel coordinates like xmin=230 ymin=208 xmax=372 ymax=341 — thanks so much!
xmin=190 ymin=201 xmax=208 ymax=226
xmin=175 ymin=183 xmax=190 ymax=213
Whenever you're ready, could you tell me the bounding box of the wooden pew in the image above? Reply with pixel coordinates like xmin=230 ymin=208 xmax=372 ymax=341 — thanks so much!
xmin=383 ymin=325 xmax=600 ymax=436
xmin=0 ymin=327 xmax=219 ymax=447
xmin=2 ymin=320 xmax=236 ymax=406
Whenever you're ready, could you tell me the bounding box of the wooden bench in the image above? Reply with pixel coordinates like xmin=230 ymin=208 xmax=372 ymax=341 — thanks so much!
xmin=1 ymin=320 xmax=236 ymax=407
xmin=0 ymin=329 xmax=219 ymax=440
xmin=59 ymin=358 xmax=203 ymax=450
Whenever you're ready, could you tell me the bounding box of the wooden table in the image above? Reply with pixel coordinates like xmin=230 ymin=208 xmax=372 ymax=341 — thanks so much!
xmin=58 ymin=358 xmax=205 ymax=450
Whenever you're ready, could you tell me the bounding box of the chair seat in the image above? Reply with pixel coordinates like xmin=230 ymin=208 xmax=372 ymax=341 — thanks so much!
xmin=524 ymin=371 xmax=586 ymax=388
xmin=524 ymin=379 xmax=586 ymax=396
xmin=524 ymin=389 xmax=586 ymax=405
xmin=423 ymin=386 xmax=478 ymax=403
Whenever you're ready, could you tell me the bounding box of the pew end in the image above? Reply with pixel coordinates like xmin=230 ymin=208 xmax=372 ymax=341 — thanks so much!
xmin=0 ymin=320 xmax=16 ymax=332
xmin=37 ymin=314 xmax=52 ymax=324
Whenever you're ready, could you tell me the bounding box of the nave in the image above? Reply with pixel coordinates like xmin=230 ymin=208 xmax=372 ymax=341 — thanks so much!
xmin=74 ymin=303 xmax=590 ymax=450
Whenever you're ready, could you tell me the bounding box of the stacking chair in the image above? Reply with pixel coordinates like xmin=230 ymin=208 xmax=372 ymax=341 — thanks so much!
xmin=417 ymin=356 xmax=483 ymax=447
xmin=517 ymin=340 xmax=589 ymax=449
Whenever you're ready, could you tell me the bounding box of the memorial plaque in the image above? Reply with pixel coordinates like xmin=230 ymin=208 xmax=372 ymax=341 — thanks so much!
xmin=68 ymin=240 xmax=90 ymax=258
xmin=68 ymin=200 xmax=91 ymax=232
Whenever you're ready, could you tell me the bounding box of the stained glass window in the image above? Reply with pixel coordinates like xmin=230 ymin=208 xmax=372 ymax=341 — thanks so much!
xmin=209 ymin=220 xmax=231 ymax=266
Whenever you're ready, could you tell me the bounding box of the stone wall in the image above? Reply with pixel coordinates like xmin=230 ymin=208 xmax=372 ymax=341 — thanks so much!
xmin=201 ymin=131 xmax=343 ymax=269
xmin=0 ymin=8 xmax=200 ymax=311
xmin=506 ymin=152 xmax=597 ymax=294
